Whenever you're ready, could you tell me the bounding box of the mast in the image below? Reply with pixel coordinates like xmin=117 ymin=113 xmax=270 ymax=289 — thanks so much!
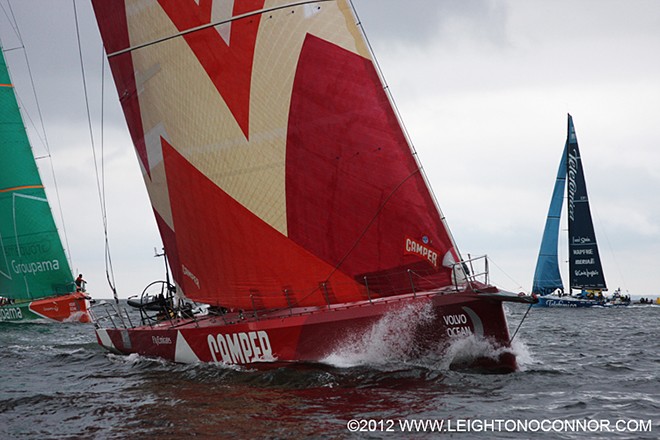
xmin=566 ymin=114 xmax=607 ymax=292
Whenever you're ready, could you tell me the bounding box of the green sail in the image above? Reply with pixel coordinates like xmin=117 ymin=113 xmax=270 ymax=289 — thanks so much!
xmin=0 ymin=45 xmax=74 ymax=300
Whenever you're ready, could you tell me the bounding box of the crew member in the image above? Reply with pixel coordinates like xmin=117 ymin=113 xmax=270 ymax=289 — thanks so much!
xmin=75 ymin=274 xmax=87 ymax=292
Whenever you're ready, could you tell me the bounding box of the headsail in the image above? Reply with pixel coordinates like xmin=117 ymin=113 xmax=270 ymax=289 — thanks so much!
xmin=92 ymin=0 xmax=461 ymax=310
xmin=0 ymin=44 xmax=74 ymax=300
xmin=566 ymin=114 xmax=606 ymax=291
xmin=531 ymin=143 xmax=567 ymax=296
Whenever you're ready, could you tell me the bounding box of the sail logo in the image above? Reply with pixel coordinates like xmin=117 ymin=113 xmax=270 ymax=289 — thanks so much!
xmin=182 ymin=265 xmax=200 ymax=289
xmin=404 ymin=237 xmax=439 ymax=269
xmin=11 ymin=259 xmax=60 ymax=276
xmin=574 ymin=269 xmax=600 ymax=278
xmin=572 ymin=236 xmax=593 ymax=245
xmin=567 ymin=151 xmax=578 ymax=221
xmin=3 ymin=240 xmax=52 ymax=258
xmin=207 ymin=330 xmax=272 ymax=364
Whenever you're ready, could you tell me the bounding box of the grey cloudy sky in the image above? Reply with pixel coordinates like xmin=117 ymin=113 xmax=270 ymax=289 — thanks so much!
xmin=1 ymin=1 xmax=658 ymax=298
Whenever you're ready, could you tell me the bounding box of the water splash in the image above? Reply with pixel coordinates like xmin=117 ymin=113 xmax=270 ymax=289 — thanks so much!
xmin=435 ymin=336 xmax=496 ymax=369
xmin=322 ymin=300 xmax=532 ymax=372
xmin=510 ymin=338 xmax=534 ymax=370
xmin=322 ymin=301 xmax=436 ymax=368
xmin=63 ymin=311 xmax=89 ymax=323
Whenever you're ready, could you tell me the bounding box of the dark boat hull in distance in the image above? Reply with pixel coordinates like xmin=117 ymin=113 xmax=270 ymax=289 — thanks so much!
xmin=94 ymin=288 xmax=533 ymax=373
xmin=534 ymin=294 xmax=630 ymax=308
xmin=0 ymin=292 xmax=91 ymax=322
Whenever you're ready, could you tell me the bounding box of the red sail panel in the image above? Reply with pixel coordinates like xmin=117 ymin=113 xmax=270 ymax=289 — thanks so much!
xmin=286 ymin=34 xmax=455 ymax=294
xmin=91 ymin=0 xmax=149 ymax=176
xmin=160 ymin=138 xmax=363 ymax=309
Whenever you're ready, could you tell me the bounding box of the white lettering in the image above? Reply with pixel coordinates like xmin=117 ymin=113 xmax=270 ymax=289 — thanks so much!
xmin=546 ymin=300 xmax=578 ymax=308
xmin=206 ymin=331 xmax=273 ymax=364
xmin=567 ymin=153 xmax=577 ymax=222
xmin=446 ymin=326 xmax=473 ymax=337
xmin=0 ymin=307 xmax=23 ymax=321
xmin=442 ymin=314 xmax=468 ymax=326
xmin=404 ymin=238 xmax=438 ymax=268
xmin=238 ymin=333 xmax=252 ymax=360
xmin=574 ymin=269 xmax=600 ymax=278
xmin=151 ymin=336 xmax=172 ymax=345
xmin=10 ymin=259 xmax=60 ymax=275
xmin=226 ymin=333 xmax=245 ymax=364
xmin=442 ymin=314 xmax=472 ymax=337
xmin=182 ymin=265 xmax=201 ymax=289
xmin=249 ymin=332 xmax=262 ymax=359
xmin=208 ymin=334 xmax=219 ymax=362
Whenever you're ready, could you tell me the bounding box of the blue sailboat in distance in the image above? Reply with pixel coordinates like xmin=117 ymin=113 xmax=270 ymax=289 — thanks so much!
xmin=532 ymin=114 xmax=629 ymax=308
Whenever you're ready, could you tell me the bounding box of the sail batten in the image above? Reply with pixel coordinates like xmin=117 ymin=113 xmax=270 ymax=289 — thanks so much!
xmin=107 ymin=0 xmax=335 ymax=58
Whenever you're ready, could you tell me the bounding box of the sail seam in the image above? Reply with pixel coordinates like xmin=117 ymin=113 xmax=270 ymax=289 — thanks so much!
xmin=0 ymin=184 xmax=44 ymax=193
xmin=107 ymin=0 xmax=334 ymax=58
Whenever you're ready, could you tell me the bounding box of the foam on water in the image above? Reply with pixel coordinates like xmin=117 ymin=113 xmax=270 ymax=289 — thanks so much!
xmin=63 ymin=311 xmax=90 ymax=323
xmin=107 ymin=352 xmax=166 ymax=366
xmin=322 ymin=301 xmax=436 ymax=368
xmin=510 ymin=338 xmax=534 ymax=370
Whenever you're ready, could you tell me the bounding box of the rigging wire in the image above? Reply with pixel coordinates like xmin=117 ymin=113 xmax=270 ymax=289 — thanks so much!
xmin=591 ymin=204 xmax=628 ymax=294
xmin=509 ymin=302 xmax=533 ymax=344
xmin=487 ymin=256 xmax=527 ymax=293
xmin=0 ymin=1 xmax=19 ymax=40
xmin=71 ymin=0 xmax=119 ymax=304
xmin=2 ymin=0 xmax=74 ymax=271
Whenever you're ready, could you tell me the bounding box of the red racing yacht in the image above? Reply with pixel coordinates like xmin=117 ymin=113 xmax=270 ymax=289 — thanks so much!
xmin=90 ymin=0 xmax=534 ymax=372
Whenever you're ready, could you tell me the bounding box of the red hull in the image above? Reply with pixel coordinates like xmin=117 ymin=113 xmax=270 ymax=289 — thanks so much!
xmin=0 ymin=292 xmax=91 ymax=323
xmin=30 ymin=292 xmax=91 ymax=322
xmin=96 ymin=290 xmax=525 ymax=372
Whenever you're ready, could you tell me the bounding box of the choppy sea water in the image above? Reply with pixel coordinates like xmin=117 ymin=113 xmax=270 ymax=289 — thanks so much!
xmin=1 ymin=301 xmax=658 ymax=439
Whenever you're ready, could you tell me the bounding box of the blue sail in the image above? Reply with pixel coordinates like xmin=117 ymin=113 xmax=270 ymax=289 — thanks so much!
xmin=566 ymin=115 xmax=607 ymax=291
xmin=531 ymin=140 xmax=567 ymax=295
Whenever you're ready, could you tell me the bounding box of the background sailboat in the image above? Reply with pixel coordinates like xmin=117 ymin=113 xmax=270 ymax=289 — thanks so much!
xmin=0 ymin=42 xmax=91 ymax=322
xmin=532 ymin=114 xmax=629 ymax=308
